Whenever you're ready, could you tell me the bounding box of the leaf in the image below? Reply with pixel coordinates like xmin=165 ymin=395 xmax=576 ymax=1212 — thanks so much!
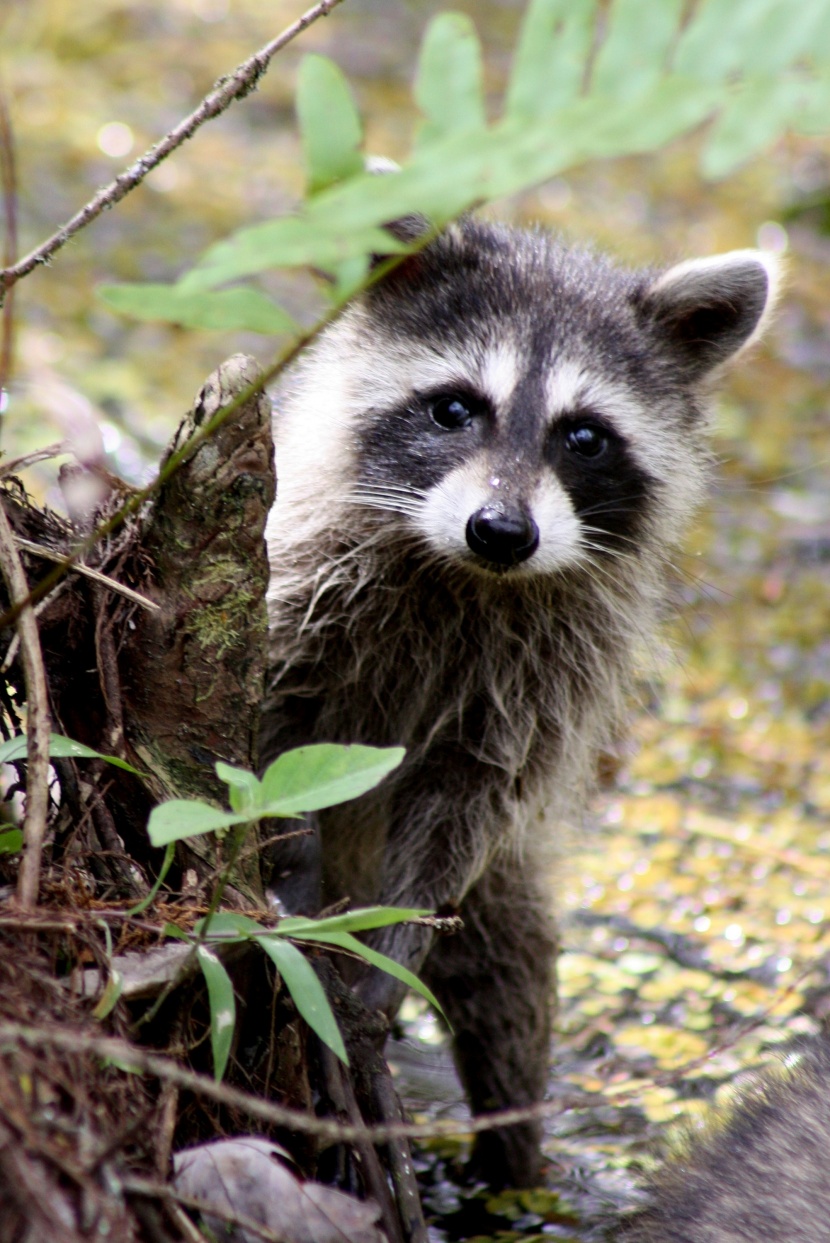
xmin=98 ymin=282 xmax=294 ymax=333
xmin=260 ymin=744 xmax=405 ymax=816
xmin=174 ymin=1139 xmax=384 ymax=1242
xmin=215 ymin=761 xmax=263 ymax=815
xmin=177 ymin=73 xmax=721 ymax=296
xmin=275 ymin=906 xmax=431 ymax=936
xmin=147 ymin=799 xmax=248 ymax=847
xmin=116 ymin=0 xmax=830 ymax=306
xmin=574 ymin=78 xmax=720 ymax=163
xmin=196 ymin=945 xmax=237 ymax=1081
xmin=92 ymin=965 xmax=124 ymax=1021
xmin=0 ymin=732 xmax=143 ymax=775
xmin=296 ymin=55 xmax=364 ymax=195
xmin=0 ymin=828 xmax=22 ymax=855
xmin=258 ymin=936 xmax=348 ymax=1064
xmin=127 ymin=841 xmax=175 ymax=916
xmin=177 ymin=217 xmax=407 ymax=292
xmin=701 ymin=77 xmax=809 ymax=179
xmin=297 ymin=81 xmax=718 ymax=241
xmin=591 ymin=0 xmax=684 ymax=101
xmin=98 ymin=918 xmax=114 ymax=959
xmin=197 ymin=910 xmax=264 ymax=939
xmin=674 ymin=0 xmax=830 ymax=82
xmin=102 ymin=1051 xmax=144 ymax=1075
xmin=505 ymin=0 xmax=595 ymax=119
xmin=149 ymin=747 xmax=404 ymax=846
xmin=415 ymin=13 xmax=486 ymax=146
xmin=793 ymin=71 xmax=830 ymax=136
xmin=292 ymin=928 xmax=446 ymax=1022
xmin=329 ymin=252 xmax=371 ymax=302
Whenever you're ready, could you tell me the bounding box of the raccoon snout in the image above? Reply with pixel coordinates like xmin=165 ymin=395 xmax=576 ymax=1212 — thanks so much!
xmin=465 ymin=506 xmax=539 ymax=566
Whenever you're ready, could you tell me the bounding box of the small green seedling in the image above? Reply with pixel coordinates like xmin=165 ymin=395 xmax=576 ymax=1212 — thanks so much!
xmin=148 ymin=743 xmax=442 ymax=1079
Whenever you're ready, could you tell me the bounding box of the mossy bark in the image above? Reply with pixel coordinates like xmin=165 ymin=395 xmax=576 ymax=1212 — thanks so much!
xmin=0 ymin=352 xmax=274 ymax=903
xmin=121 ymin=354 xmax=275 ymax=903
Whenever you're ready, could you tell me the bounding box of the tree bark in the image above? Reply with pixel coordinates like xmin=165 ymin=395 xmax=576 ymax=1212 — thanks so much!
xmin=121 ymin=353 xmax=275 ymax=902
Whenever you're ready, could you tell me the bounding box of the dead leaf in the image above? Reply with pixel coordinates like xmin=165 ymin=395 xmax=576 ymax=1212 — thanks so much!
xmin=173 ymin=1137 xmax=387 ymax=1243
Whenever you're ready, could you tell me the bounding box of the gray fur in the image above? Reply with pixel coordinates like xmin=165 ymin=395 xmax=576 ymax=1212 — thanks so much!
xmin=621 ymin=1036 xmax=830 ymax=1243
xmin=261 ymin=218 xmax=777 ymax=1186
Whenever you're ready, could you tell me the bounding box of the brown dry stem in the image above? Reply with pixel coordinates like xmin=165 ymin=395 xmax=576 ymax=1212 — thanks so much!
xmin=0 ymin=494 xmax=50 ymax=908
xmin=0 ymin=0 xmax=345 ymax=302
xmin=0 ymin=1018 xmax=589 ymax=1147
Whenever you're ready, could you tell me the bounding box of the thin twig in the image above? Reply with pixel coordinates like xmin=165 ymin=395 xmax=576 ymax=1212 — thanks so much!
xmin=157 ymin=1200 xmax=208 ymax=1243
xmin=0 ymin=1021 xmax=590 ymax=1146
xmin=0 ymin=501 xmax=50 ymax=908
xmin=123 ymin=1175 xmax=293 ymax=1243
xmin=0 ymin=441 xmax=69 ymax=478
xmin=92 ymin=582 xmax=127 ymax=753
xmin=14 ymin=537 xmax=159 ymax=611
xmin=0 ymin=0 xmax=345 ymax=301
xmin=1 ymin=577 xmax=68 ymax=673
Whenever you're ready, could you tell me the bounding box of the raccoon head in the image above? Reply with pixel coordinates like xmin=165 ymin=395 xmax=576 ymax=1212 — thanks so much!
xmin=290 ymin=220 xmax=780 ymax=579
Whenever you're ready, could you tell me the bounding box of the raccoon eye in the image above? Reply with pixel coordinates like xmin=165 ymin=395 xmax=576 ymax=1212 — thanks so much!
xmin=430 ymin=394 xmax=476 ymax=430
xmin=564 ymin=423 xmax=608 ymax=459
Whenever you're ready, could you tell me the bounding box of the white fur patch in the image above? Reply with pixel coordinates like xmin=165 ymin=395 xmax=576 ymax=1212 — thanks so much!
xmin=479 ymin=341 xmax=520 ymax=408
xmin=417 ymin=456 xmax=584 ymax=576
xmin=418 ymin=459 xmax=489 ymax=560
xmin=545 ymin=359 xmax=588 ymax=416
xmin=525 ymin=475 xmax=585 ymax=574
xmin=545 ymin=358 xmax=653 ymax=449
xmin=271 ymin=349 xmax=355 ymax=505
xmin=338 ymin=330 xmax=521 ymax=419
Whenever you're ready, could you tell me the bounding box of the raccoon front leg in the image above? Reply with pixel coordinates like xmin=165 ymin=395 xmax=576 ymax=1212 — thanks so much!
xmin=420 ymin=852 xmax=557 ymax=1189
xmin=352 ymin=832 xmax=556 ymax=1187
xmin=329 ymin=761 xmax=556 ymax=1186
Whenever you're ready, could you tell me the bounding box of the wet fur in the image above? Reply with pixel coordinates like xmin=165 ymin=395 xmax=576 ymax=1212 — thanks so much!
xmin=261 ymin=218 xmax=778 ymax=1185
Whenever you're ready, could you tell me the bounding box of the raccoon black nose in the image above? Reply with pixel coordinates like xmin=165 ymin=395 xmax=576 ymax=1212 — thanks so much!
xmin=466 ymin=507 xmax=539 ymax=566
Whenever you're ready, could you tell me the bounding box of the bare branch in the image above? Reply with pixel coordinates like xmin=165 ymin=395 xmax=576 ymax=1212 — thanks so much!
xmin=0 ymin=0 xmax=345 ymax=301
xmin=0 ymin=1021 xmax=590 ymax=1146
xmin=13 ymin=537 xmax=160 ymax=612
xmin=0 ymin=499 xmax=51 ymax=908
xmin=0 ymin=441 xmax=68 ymax=478
xmin=123 ymin=1175 xmax=301 ymax=1243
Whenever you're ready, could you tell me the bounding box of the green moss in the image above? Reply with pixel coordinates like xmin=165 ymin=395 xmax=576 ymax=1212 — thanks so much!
xmin=182 ymin=559 xmax=267 ymax=658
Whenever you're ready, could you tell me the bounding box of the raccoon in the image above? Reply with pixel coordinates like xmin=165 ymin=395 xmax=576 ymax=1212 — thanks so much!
xmin=261 ymin=217 xmax=778 ymax=1186
xmin=620 ymin=1035 xmax=830 ymax=1243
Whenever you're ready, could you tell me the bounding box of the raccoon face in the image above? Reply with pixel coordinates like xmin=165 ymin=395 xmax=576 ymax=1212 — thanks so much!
xmin=337 ymin=222 xmax=780 ymax=578
xmin=355 ymin=357 xmax=660 ymax=576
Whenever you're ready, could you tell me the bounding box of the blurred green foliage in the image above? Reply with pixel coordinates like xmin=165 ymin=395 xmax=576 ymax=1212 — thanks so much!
xmin=97 ymin=1 xmax=830 ymax=343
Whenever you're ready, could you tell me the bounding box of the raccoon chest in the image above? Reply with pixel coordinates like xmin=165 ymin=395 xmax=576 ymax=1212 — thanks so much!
xmin=276 ymin=615 xmax=561 ymax=790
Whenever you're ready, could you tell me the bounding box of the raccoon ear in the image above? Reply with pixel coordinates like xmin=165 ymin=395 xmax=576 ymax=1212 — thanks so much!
xmin=637 ymin=249 xmax=782 ymax=381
